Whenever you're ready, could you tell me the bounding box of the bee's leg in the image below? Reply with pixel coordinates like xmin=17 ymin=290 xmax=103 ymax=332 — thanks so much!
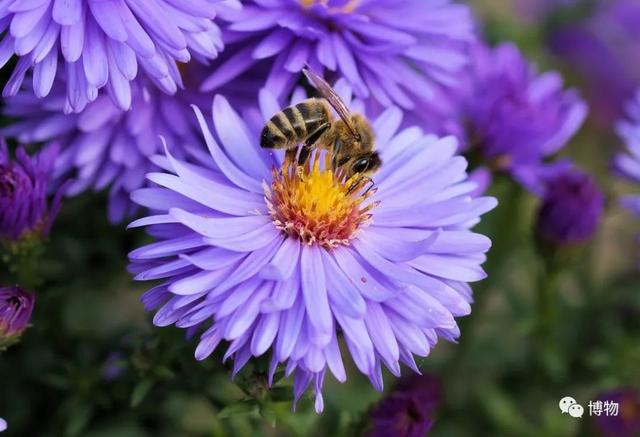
xmin=300 ymin=123 xmax=331 ymax=166
xmin=331 ymin=138 xmax=341 ymax=171
xmin=285 ymin=147 xmax=298 ymax=164
xmin=346 ymin=176 xmax=375 ymax=196
xmin=297 ymin=144 xmax=313 ymax=167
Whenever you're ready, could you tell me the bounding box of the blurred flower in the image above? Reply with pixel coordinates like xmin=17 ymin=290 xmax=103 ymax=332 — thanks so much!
xmin=3 ymin=75 xmax=206 ymax=223
xmin=536 ymin=168 xmax=604 ymax=246
xmin=0 ymin=418 xmax=5 ymax=432
xmin=595 ymin=388 xmax=640 ymax=437
xmin=0 ymin=0 xmax=235 ymax=112
xmin=128 ymin=87 xmax=496 ymax=413
xmin=0 ymin=285 xmax=35 ymax=349
xmin=102 ymin=351 xmax=125 ymax=381
xmin=0 ymin=140 xmax=61 ymax=243
xmin=549 ymin=0 xmax=640 ymax=128
xmin=462 ymin=42 xmax=587 ymax=194
xmin=515 ymin=0 xmax=576 ymax=23
xmin=203 ymin=0 xmax=475 ymax=114
xmin=614 ymin=90 xmax=640 ymax=219
xmin=366 ymin=373 xmax=440 ymax=437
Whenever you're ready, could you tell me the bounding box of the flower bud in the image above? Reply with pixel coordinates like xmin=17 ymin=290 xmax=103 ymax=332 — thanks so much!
xmin=366 ymin=374 xmax=441 ymax=437
xmin=0 ymin=285 xmax=35 ymax=349
xmin=536 ymin=169 xmax=604 ymax=246
xmin=0 ymin=140 xmax=61 ymax=246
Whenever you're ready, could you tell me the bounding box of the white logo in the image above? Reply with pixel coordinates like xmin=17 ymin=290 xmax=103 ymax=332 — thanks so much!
xmin=568 ymin=404 xmax=584 ymax=418
xmin=559 ymin=396 xmax=577 ymax=414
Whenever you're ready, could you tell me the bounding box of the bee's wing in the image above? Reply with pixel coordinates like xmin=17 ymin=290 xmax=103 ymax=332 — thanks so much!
xmin=303 ymin=68 xmax=357 ymax=136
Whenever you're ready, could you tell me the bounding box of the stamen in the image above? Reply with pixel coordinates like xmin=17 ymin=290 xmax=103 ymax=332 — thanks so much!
xmin=265 ymin=151 xmax=377 ymax=249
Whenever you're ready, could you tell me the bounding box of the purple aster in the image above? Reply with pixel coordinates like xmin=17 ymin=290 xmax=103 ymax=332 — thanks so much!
xmin=462 ymin=42 xmax=587 ymax=194
xmin=535 ymin=168 xmax=604 ymax=246
xmin=0 ymin=285 xmax=35 ymax=349
xmin=549 ymin=0 xmax=640 ymax=128
xmin=0 ymin=139 xmax=61 ymax=243
xmin=2 ymin=75 xmax=207 ymax=222
xmin=365 ymin=373 xmax=440 ymax=437
xmin=0 ymin=0 xmax=236 ymax=112
xmin=615 ymin=90 xmax=640 ymax=220
xmin=595 ymin=389 xmax=640 ymax=437
xmin=128 ymin=85 xmax=496 ymax=412
xmin=202 ymin=0 xmax=475 ymax=115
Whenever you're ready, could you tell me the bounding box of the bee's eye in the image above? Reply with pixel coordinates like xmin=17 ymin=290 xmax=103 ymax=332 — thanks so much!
xmin=352 ymin=157 xmax=370 ymax=174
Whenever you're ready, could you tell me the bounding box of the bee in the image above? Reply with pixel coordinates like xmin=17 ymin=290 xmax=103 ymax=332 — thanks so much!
xmin=260 ymin=68 xmax=381 ymax=183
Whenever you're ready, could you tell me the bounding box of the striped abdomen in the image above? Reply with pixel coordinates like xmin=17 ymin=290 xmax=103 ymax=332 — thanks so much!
xmin=260 ymin=99 xmax=331 ymax=149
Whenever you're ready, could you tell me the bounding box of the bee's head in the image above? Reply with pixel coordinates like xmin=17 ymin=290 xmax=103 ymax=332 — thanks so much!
xmin=346 ymin=152 xmax=382 ymax=179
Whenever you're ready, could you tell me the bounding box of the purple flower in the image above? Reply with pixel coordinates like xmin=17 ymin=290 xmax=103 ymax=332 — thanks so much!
xmin=615 ymin=90 xmax=640 ymax=219
xmin=0 ymin=0 xmax=235 ymax=112
xmin=0 ymin=285 xmax=35 ymax=348
xmin=462 ymin=42 xmax=587 ymax=194
xmin=0 ymin=140 xmax=61 ymax=242
xmin=0 ymin=418 xmax=6 ymax=432
xmin=366 ymin=373 xmax=440 ymax=437
xmin=128 ymin=86 xmax=496 ymax=412
xmin=536 ymin=168 xmax=604 ymax=246
xmin=549 ymin=0 xmax=640 ymax=128
xmin=3 ymin=76 xmax=207 ymax=222
xmin=595 ymin=389 xmax=640 ymax=437
xmin=203 ymin=0 xmax=475 ymax=115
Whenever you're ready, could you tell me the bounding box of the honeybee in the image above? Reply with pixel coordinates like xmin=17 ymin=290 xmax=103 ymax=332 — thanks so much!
xmin=260 ymin=68 xmax=381 ymax=182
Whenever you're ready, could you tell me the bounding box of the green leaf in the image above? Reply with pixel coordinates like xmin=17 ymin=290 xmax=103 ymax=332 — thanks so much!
xmin=217 ymin=400 xmax=258 ymax=419
xmin=130 ymin=379 xmax=154 ymax=408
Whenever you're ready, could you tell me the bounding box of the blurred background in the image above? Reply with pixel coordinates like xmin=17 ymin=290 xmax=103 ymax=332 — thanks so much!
xmin=1 ymin=0 xmax=639 ymax=436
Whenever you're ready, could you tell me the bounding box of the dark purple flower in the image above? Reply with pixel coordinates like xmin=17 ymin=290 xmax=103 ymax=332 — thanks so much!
xmin=0 ymin=0 xmax=236 ymax=112
xmin=0 ymin=285 xmax=35 ymax=348
xmin=549 ymin=0 xmax=640 ymax=128
xmin=202 ymin=0 xmax=475 ymax=117
xmin=2 ymin=74 xmax=207 ymax=223
xmin=595 ymin=389 xmax=640 ymax=437
xmin=366 ymin=373 xmax=440 ymax=437
xmin=536 ymin=168 xmax=604 ymax=246
xmin=128 ymin=86 xmax=496 ymax=412
xmin=614 ymin=90 xmax=640 ymax=219
xmin=462 ymin=42 xmax=587 ymax=194
xmin=0 ymin=140 xmax=61 ymax=242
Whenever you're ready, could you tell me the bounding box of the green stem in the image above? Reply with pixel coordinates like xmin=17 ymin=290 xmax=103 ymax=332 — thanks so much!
xmin=534 ymin=253 xmax=562 ymax=377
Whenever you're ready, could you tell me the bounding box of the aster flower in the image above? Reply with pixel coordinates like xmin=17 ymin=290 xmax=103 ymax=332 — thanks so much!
xmin=0 ymin=285 xmax=35 ymax=350
xmin=0 ymin=0 xmax=236 ymax=112
xmin=535 ymin=168 xmax=604 ymax=246
xmin=128 ymin=86 xmax=496 ymax=412
xmin=3 ymin=76 xmax=206 ymax=222
xmin=615 ymin=90 xmax=640 ymax=220
xmin=595 ymin=388 xmax=640 ymax=437
xmin=461 ymin=42 xmax=587 ymax=194
xmin=549 ymin=0 xmax=640 ymax=128
xmin=0 ymin=139 xmax=61 ymax=243
xmin=202 ymin=0 xmax=475 ymax=115
xmin=365 ymin=373 xmax=440 ymax=437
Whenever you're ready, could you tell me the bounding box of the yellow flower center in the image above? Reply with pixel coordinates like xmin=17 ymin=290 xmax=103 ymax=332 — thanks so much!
xmin=299 ymin=0 xmax=360 ymax=13
xmin=265 ymin=152 xmax=378 ymax=249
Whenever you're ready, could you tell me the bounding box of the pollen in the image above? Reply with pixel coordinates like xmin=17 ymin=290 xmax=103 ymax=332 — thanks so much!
xmin=299 ymin=0 xmax=360 ymax=13
xmin=265 ymin=152 xmax=378 ymax=249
